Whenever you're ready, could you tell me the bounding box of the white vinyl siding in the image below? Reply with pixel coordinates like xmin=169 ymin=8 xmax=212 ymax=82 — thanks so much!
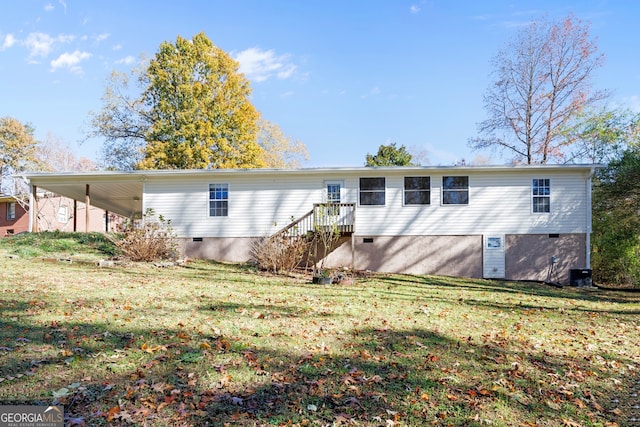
xmin=349 ymin=172 xmax=587 ymax=236
xmin=143 ymin=170 xmax=588 ymax=238
xmin=145 ymin=175 xmax=358 ymax=237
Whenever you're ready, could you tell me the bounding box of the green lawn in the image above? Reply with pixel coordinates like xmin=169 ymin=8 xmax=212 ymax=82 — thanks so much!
xmin=0 ymin=238 xmax=638 ymax=426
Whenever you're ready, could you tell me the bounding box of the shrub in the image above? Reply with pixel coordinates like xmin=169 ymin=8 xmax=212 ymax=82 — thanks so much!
xmin=251 ymin=234 xmax=311 ymax=274
xmin=110 ymin=209 xmax=177 ymax=262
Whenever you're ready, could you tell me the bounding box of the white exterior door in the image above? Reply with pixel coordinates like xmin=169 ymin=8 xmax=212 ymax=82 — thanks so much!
xmin=483 ymin=235 xmax=505 ymax=279
xmin=325 ymin=181 xmax=342 ymax=205
xmin=323 ymin=181 xmax=344 ymax=225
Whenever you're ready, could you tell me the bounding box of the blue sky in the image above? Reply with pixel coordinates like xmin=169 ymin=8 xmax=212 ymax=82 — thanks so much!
xmin=1 ymin=1 xmax=639 ymax=167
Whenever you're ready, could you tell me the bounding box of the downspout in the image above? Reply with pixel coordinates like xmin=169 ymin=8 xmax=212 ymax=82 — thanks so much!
xmin=586 ymin=167 xmax=595 ymax=269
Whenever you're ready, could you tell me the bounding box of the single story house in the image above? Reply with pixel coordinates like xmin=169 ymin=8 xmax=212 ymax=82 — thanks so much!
xmin=24 ymin=164 xmax=597 ymax=284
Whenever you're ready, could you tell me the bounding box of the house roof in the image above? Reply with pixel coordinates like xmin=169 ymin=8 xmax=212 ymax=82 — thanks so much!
xmin=22 ymin=164 xmax=599 ymax=218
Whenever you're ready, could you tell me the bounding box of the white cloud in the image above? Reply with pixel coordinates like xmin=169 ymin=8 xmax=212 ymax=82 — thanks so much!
xmin=115 ymin=55 xmax=135 ymax=65
xmin=361 ymin=86 xmax=381 ymax=99
xmin=112 ymin=44 xmax=122 ymax=51
xmin=410 ymin=5 xmax=421 ymax=14
xmin=44 ymin=3 xmax=54 ymax=12
xmin=95 ymin=33 xmax=110 ymax=42
xmin=1 ymin=33 xmax=16 ymax=50
xmin=234 ymin=47 xmax=297 ymax=83
xmin=50 ymin=50 xmax=91 ymax=73
xmin=24 ymin=32 xmax=55 ymax=57
xmin=24 ymin=32 xmax=74 ymax=58
xmin=58 ymin=0 xmax=67 ymax=13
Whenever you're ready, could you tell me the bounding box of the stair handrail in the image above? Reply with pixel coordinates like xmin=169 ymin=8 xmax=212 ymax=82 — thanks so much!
xmin=273 ymin=209 xmax=314 ymax=238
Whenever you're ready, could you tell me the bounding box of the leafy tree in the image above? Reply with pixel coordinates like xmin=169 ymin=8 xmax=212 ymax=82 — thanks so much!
xmin=561 ymin=108 xmax=640 ymax=164
xmin=0 ymin=116 xmax=40 ymax=195
xmin=365 ymin=143 xmax=414 ymax=166
xmin=90 ymin=33 xmax=266 ymax=170
xmin=591 ymin=149 xmax=640 ymax=286
xmin=90 ymin=68 xmax=149 ymax=170
xmin=256 ymin=118 xmax=309 ymax=168
xmin=469 ymin=15 xmax=606 ymax=164
xmin=140 ymin=33 xmax=263 ymax=169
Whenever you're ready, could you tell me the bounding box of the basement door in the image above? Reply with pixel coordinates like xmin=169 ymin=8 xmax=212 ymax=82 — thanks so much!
xmin=483 ymin=235 xmax=505 ymax=279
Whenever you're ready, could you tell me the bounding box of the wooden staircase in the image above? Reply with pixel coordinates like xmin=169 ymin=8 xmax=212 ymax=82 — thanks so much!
xmin=274 ymin=203 xmax=356 ymax=238
xmin=272 ymin=203 xmax=356 ymax=270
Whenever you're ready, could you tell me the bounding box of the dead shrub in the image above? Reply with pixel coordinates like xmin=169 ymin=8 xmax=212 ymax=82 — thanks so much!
xmin=111 ymin=209 xmax=177 ymax=262
xmin=251 ymin=234 xmax=311 ymax=274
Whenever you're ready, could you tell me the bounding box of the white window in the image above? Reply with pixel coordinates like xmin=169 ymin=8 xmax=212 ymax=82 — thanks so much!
xmin=532 ymin=179 xmax=550 ymax=213
xmin=359 ymin=177 xmax=385 ymax=206
xmin=57 ymin=206 xmax=68 ymax=223
xmin=209 ymin=183 xmax=229 ymax=217
xmin=7 ymin=202 xmax=16 ymax=220
xmin=442 ymin=176 xmax=469 ymax=205
xmin=404 ymin=177 xmax=430 ymax=205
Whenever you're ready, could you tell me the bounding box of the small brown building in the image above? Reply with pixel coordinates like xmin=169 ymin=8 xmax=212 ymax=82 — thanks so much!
xmin=0 ymin=195 xmax=29 ymax=237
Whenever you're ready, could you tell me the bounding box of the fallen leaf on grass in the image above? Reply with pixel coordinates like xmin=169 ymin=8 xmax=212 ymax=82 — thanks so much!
xmin=140 ymin=343 xmax=166 ymax=353
xmin=590 ymin=398 xmax=603 ymax=412
xmin=573 ymin=398 xmax=586 ymax=409
xmin=105 ymin=406 xmax=121 ymax=422
xmin=215 ymin=338 xmax=231 ymax=351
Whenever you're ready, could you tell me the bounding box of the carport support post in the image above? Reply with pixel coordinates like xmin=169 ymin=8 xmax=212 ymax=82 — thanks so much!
xmin=31 ymin=185 xmax=38 ymax=232
xmin=85 ymin=184 xmax=90 ymax=232
xmin=73 ymin=200 xmax=78 ymax=232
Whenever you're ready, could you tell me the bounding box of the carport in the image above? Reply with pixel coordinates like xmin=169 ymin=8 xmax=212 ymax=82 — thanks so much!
xmin=24 ymin=172 xmax=145 ymax=232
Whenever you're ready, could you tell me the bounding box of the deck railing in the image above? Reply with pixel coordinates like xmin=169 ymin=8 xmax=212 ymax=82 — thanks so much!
xmin=275 ymin=203 xmax=356 ymax=238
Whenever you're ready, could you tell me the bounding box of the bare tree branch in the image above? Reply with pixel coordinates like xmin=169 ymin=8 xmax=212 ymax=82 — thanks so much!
xmin=469 ymin=15 xmax=606 ymax=164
